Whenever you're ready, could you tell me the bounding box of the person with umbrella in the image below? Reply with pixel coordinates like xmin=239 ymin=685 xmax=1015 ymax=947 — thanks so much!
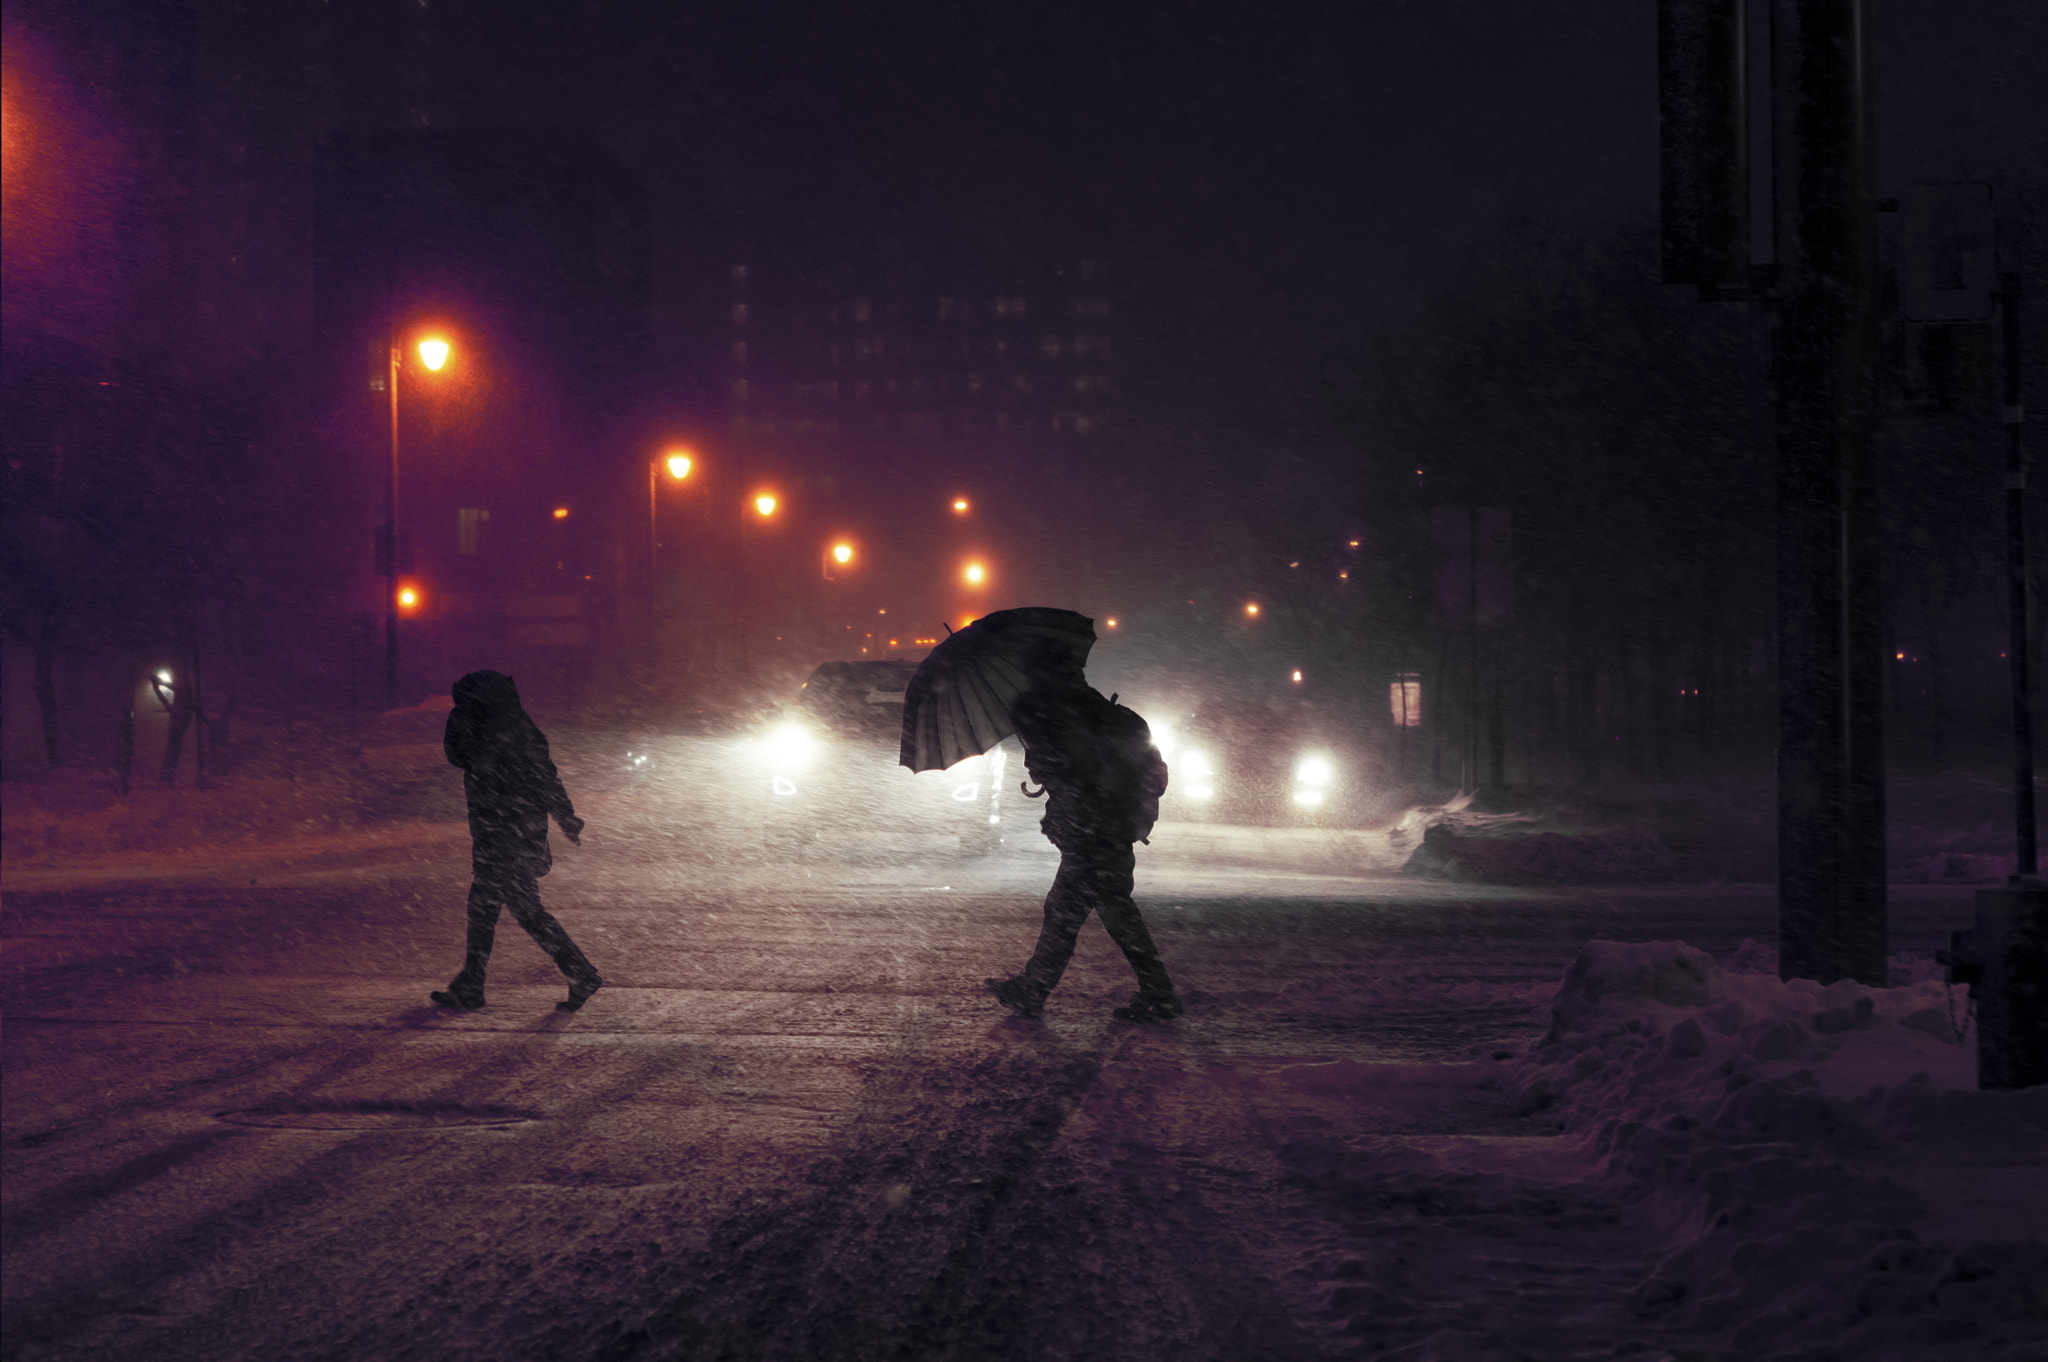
xmin=430 ymin=670 xmax=602 ymax=1013
xmin=901 ymin=609 xmax=1182 ymax=1022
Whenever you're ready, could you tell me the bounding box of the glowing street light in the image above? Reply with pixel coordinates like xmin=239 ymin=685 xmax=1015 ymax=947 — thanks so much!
xmin=823 ymin=540 xmax=855 ymax=580
xmin=383 ymin=328 xmax=454 ymax=706
xmin=754 ymin=493 xmax=778 ymax=518
xmin=952 ymin=497 xmax=970 ymax=514
xmin=648 ymin=446 xmax=702 ymax=664
xmin=1245 ymin=601 xmax=1261 ymax=617
xmin=553 ymin=507 xmax=570 ymax=519
xmin=962 ymin=561 xmax=987 ymax=587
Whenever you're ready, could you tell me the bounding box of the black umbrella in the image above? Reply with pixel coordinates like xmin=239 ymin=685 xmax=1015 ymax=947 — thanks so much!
xmin=898 ymin=607 xmax=1096 ymax=772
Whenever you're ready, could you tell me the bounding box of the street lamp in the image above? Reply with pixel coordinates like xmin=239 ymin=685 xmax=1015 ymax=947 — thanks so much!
xmin=754 ymin=493 xmax=778 ymax=518
xmin=823 ymin=540 xmax=855 ymax=580
xmin=383 ymin=329 xmax=453 ymax=709
xmin=962 ymin=560 xmax=987 ymax=587
xmin=649 ymin=448 xmax=695 ymax=665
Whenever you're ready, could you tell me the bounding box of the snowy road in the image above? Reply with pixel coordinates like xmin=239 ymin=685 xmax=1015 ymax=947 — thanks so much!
xmin=1 ymin=827 xmax=1991 ymax=1361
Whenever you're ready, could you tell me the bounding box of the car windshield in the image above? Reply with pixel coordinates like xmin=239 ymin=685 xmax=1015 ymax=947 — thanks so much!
xmin=797 ymin=661 xmax=918 ymax=742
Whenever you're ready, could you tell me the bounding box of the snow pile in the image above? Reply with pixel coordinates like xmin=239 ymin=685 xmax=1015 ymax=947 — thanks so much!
xmin=0 ymin=775 xmax=358 ymax=865
xmin=1511 ymin=939 xmax=2048 ymax=1359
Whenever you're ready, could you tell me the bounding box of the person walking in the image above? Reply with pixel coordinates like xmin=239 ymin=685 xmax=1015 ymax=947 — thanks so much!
xmin=430 ymin=670 xmax=602 ymax=1013
xmin=983 ymin=654 xmax=1181 ymax=1023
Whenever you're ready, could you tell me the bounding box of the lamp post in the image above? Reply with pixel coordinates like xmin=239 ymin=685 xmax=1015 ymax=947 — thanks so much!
xmin=648 ymin=450 xmax=694 ymax=665
xmin=383 ymin=331 xmax=450 ymax=710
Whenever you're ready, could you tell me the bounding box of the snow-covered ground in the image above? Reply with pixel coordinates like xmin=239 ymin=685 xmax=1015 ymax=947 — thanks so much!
xmin=4 ymin=755 xmax=2043 ymax=1360
xmin=1481 ymin=938 xmax=2047 ymax=1359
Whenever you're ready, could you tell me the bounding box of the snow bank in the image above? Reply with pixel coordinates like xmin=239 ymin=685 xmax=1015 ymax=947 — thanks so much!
xmin=1511 ymin=939 xmax=2048 ymax=1359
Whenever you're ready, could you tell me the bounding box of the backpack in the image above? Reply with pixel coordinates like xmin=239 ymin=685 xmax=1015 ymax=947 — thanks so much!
xmin=1094 ymin=693 xmax=1169 ymax=843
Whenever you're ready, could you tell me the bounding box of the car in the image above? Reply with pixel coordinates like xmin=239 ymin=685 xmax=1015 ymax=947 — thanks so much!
xmin=755 ymin=660 xmax=1009 ymax=856
xmin=1146 ymin=694 xmax=1380 ymax=829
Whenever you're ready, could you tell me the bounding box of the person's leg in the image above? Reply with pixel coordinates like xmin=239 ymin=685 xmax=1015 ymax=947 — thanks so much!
xmin=1087 ymin=841 xmax=1180 ymax=1017
xmin=504 ymin=875 xmax=602 ymax=1006
xmin=436 ymin=876 xmax=504 ymax=1007
xmin=1003 ymin=851 xmax=1094 ymax=1005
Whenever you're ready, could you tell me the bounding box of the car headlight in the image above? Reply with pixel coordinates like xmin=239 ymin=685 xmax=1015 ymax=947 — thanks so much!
xmin=1177 ymin=747 xmax=1216 ymax=800
xmin=764 ymin=723 xmax=816 ymax=771
xmin=1293 ymin=754 xmax=1334 ymax=805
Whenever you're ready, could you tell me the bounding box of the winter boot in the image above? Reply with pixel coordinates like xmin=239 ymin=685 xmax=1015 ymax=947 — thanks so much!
xmin=557 ymin=973 xmax=603 ymax=1013
xmin=984 ymin=976 xmax=1044 ymax=1019
xmin=1112 ymin=992 xmax=1183 ymax=1024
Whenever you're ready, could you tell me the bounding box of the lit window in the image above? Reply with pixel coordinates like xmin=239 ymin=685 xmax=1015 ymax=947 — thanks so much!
xmin=732 ymin=340 xmax=748 ymax=365
xmin=731 ymin=264 xmax=748 ymax=281
xmin=1390 ymin=672 xmax=1422 ymax=727
xmin=854 ymin=297 xmax=871 ymax=322
xmin=1041 ymin=334 xmax=1063 ymax=358
xmin=457 ymin=507 xmax=491 ymax=555
xmin=1071 ymin=297 xmax=1110 ymax=318
xmin=731 ymin=378 xmax=749 ymax=402
xmin=731 ymin=302 xmax=748 ymax=327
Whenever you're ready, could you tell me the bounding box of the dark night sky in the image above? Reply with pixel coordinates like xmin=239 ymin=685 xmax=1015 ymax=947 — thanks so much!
xmin=6 ymin=0 xmax=2045 ymax=708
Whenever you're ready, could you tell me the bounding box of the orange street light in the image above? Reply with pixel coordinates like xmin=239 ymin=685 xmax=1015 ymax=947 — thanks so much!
xmin=396 ymin=582 xmax=424 ymax=613
xmin=665 ymin=450 xmax=692 ymax=480
xmin=824 ymin=540 xmax=855 ymax=579
xmin=384 ymin=329 xmax=455 ymax=706
xmin=1106 ymin=617 xmax=1119 ymax=629
xmin=952 ymin=497 xmax=970 ymax=514
xmin=553 ymin=507 xmax=570 ymax=519
xmin=1245 ymin=601 xmax=1261 ymax=617
xmin=962 ymin=561 xmax=987 ymax=587
xmin=754 ymin=493 xmax=778 ymax=518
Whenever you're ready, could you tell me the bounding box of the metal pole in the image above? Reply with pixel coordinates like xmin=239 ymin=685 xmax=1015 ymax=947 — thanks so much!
xmin=385 ymin=338 xmax=400 ymax=711
xmin=1772 ymin=0 xmax=1887 ymax=985
xmin=2000 ymin=272 xmax=2038 ymax=876
xmin=649 ymin=460 xmax=659 ymax=670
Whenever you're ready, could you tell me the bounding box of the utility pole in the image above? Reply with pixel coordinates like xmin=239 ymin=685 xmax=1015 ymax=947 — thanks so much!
xmin=1661 ymin=0 xmax=1887 ymax=984
xmin=1770 ymin=0 xmax=1886 ymax=985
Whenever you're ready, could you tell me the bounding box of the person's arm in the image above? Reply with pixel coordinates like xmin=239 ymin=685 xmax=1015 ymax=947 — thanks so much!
xmin=527 ymin=726 xmax=584 ymax=843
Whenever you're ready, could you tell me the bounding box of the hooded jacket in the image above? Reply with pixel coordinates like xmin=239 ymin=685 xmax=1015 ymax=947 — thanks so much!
xmin=445 ymin=670 xmax=576 ymax=875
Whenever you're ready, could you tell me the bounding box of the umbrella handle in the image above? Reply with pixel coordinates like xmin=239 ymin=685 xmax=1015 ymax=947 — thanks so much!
xmin=1020 ymin=780 xmax=1046 ymax=800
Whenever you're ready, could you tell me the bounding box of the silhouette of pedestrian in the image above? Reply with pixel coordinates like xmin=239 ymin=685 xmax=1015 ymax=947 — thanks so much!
xmin=430 ymin=670 xmax=602 ymax=1012
xmin=984 ymin=651 xmax=1181 ymax=1022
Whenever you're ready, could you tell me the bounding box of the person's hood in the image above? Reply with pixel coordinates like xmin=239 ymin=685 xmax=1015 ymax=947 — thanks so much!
xmin=452 ymin=670 xmax=523 ymax=721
